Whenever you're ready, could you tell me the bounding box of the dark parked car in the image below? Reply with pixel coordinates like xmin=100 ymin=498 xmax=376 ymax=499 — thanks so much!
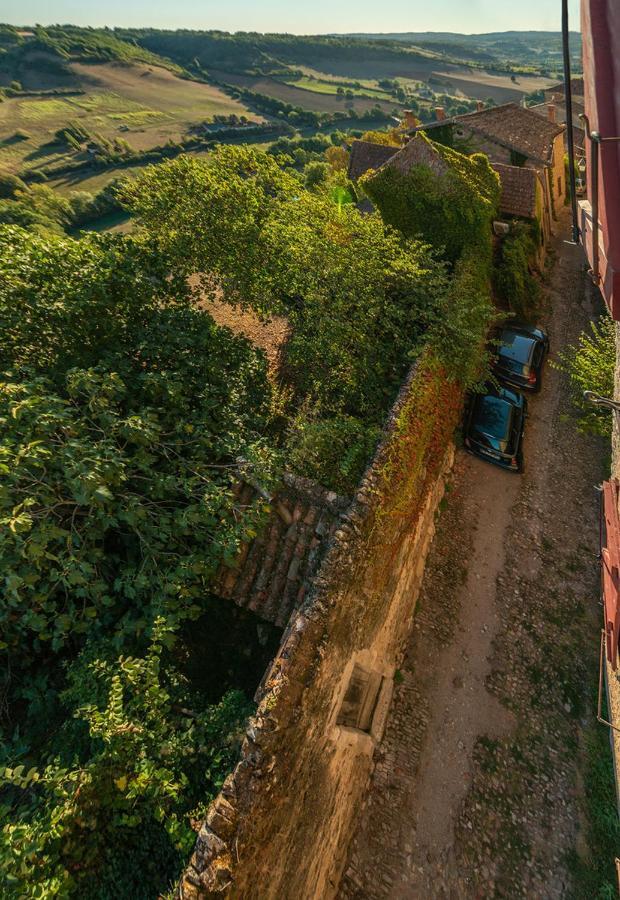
xmin=493 ymin=324 xmax=549 ymax=392
xmin=464 ymin=383 xmax=527 ymax=472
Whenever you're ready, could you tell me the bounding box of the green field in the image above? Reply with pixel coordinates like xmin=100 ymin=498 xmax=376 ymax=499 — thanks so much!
xmin=282 ymin=76 xmax=393 ymax=102
xmin=0 ymin=60 xmax=257 ymax=176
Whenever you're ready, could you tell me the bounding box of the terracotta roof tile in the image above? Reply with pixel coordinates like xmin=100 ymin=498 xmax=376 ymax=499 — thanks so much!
xmin=212 ymin=474 xmax=349 ymax=628
xmin=414 ymin=102 xmax=565 ymax=164
xmin=348 ymin=140 xmax=399 ymax=181
xmin=491 ymin=163 xmax=540 ymax=219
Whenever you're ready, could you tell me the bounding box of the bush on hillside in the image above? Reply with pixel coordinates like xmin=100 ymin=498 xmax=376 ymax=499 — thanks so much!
xmin=0 ymin=171 xmax=27 ymax=199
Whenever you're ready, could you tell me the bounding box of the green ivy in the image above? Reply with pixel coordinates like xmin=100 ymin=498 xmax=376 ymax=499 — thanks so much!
xmin=360 ymin=132 xmax=500 ymax=263
xmin=0 ymin=620 xmax=252 ymax=899
xmin=493 ymin=221 xmax=542 ymax=321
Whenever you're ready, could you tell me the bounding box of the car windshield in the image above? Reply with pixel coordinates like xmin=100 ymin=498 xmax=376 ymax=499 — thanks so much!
xmin=475 ymin=396 xmax=513 ymax=441
xmin=499 ymin=332 xmax=535 ymax=365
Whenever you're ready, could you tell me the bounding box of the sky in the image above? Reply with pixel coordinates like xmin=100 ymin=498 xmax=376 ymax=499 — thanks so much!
xmin=0 ymin=0 xmax=581 ymax=35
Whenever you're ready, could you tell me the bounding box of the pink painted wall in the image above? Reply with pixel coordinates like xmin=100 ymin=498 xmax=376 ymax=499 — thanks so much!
xmin=581 ymin=0 xmax=620 ymax=317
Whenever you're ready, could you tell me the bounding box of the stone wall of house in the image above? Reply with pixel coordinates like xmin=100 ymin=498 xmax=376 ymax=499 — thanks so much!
xmin=457 ymin=126 xmax=512 ymax=165
xmin=179 ymin=356 xmax=462 ymax=900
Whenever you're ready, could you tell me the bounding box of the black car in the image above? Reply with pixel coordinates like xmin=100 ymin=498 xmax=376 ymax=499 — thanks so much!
xmin=493 ymin=323 xmax=549 ymax=392
xmin=463 ymin=383 xmax=527 ymax=472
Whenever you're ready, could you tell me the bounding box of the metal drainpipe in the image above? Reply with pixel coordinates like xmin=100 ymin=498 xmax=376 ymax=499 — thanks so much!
xmin=581 ymin=114 xmax=602 ymax=284
xmin=562 ymin=0 xmax=580 ymax=243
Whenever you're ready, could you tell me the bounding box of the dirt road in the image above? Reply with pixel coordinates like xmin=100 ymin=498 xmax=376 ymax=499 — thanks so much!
xmin=339 ymin=220 xmax=608 ymax=898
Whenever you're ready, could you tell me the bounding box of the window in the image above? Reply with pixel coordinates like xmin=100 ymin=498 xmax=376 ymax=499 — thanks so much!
xmin=337 ymin=664 xmax=385 ymax=732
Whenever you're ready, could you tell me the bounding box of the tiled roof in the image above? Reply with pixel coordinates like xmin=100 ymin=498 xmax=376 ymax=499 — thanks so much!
xmin=212 ymin=474 xmax=349 ymax=628
xmin=491 ymin=163 xmax=539 ymax=219
xmin=379 ymin=132 xmax=451 ymax=178
xmin=348 ymin=140 xmax=399 ymax=181
xmin=413 ymin=103 xmax=565 ymax=165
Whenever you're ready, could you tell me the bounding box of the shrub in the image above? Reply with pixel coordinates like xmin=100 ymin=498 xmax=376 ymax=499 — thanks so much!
xmin=287 ymin=414 xmax=381 ymax=494
xmin=553 ymin=314 xmax=616 ymax=436
xmin=0 ymin=620 xmax=252 ymax=899
xmin=0 ymin=171 xmax=27 ymax=199
xmin=304 ymin=161 xmax=329 ymax=189
xmin=0 ymin=223 xmax=278 ymax=895
xmin=493 ymin=221 xmax=541 ymax=320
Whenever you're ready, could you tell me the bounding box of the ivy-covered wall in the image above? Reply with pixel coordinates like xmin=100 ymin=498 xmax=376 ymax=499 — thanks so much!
xmin=179 ymin=354 xmax=461 ymax=900
xmin=360 ymin=132 xmax=500 ymax=263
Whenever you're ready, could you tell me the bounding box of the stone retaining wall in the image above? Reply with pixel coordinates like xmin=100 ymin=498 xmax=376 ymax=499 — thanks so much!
xmin=179 ymin=356 xmax=462 ymax=900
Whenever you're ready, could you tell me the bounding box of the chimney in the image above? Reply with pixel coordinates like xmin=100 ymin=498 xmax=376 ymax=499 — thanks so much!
xmin=476 ymin=100 xmax=484 ymax=112
xmin=435 ymin=107 xmax=446 ymax=121
xmin=548 ymin=103 xmax=556 ymax=124
xmin=403 ymin=109 xmax=419 ymax=130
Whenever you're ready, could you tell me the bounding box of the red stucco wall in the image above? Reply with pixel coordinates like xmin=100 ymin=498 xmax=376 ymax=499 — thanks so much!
xmin=581 ymin=0 xmax=620 ymax=317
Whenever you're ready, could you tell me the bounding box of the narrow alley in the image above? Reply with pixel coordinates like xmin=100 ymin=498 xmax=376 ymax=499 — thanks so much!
xmin=340 ymin=219 xmax=609 ymax=899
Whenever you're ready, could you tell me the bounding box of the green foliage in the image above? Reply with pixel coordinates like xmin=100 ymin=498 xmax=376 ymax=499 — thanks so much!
xmin=361 ymin=133 xmax=500 ymax=263
xmin=553 ymin=315 xmax=616 ymax=436
xmin=287 ymin=415 xmax=381 ymax=493
xmin=29 ymin=25 xmax=183 ymax=73
xmin=0 ymin=223 xmax=278 ymax=895
xmin=0 ymin=620 xmax=252 ymax=899
xmin=568 ymin=721 xmax=620 ymax=898
xmin=430 ymin=246 xmax=495 ymax=388
xmin=304 ymin=161 xmax=329 ymax=189
xmin=0 ymin=227 xmax=277 ymax=660
xmin=0 ymin=184 xmax=71 ymax=234
xmin=124 ymin=147 xmax=450 ymax=494
xmin=0 ymin=171 xmax=26 ymax=199
xmin=493 ymin=221 xmax=541 ymax=321
xmin=360 ymin=128 xmax=404 ymax=146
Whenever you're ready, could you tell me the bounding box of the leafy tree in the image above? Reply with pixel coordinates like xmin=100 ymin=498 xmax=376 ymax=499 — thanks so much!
xmin=0 ymin=226 xmax=277 ymax=664
xmin=0 ymin=185 xmax=71 ymax=234
xmin=325 ymin=144 xmax=349 ymax=173
xmin=0 ymin=224 xmax=278 ymax=896
xmin=304 ymin=161 xmax=329 ymax=188
xmin=125 ymin=148 xmax=448 ymax=426
xmin=553 ymin=315 xmax=616 ymax=436
xmin=1 ymin=620 xmax=252 ymax=899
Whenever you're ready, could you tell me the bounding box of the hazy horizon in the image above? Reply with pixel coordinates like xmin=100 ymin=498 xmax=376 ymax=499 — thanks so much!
xmin=0 ymin=0 xmax=581 ymax=36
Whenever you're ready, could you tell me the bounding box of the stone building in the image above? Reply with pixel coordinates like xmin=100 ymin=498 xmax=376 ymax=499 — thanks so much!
xmin=348 ymin=127 xmax=551 ymax=242
xmin=410 ymin=102 xmax=566 ymax=223
xmin=530 ymin=77 xmax=585 ymax=162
